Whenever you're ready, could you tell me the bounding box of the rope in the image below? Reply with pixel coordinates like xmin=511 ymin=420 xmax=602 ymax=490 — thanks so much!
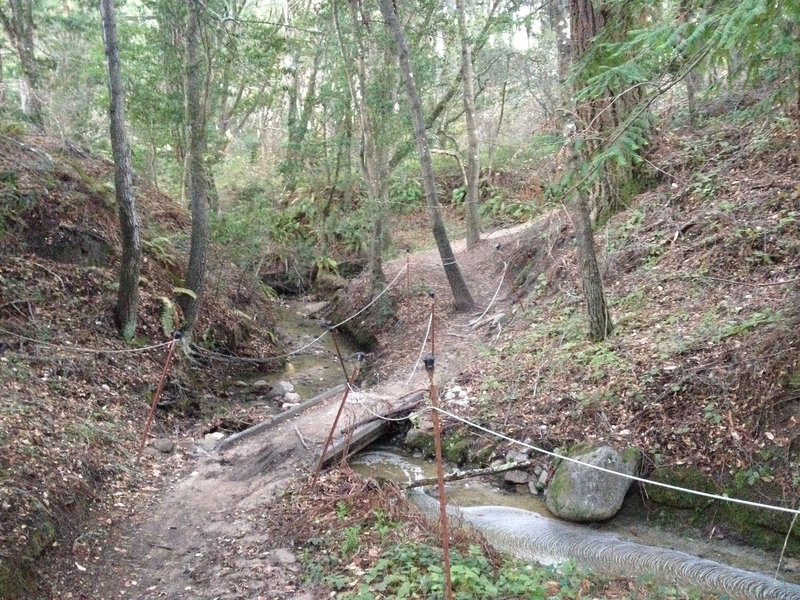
xmin=431 ymin=406 xmax=800 ymax=517
xmin=0 ymin=326 xmax=173 ymax=355
xmin=470 ymin=260 xmax=508 ymax=325
xmin=405 ymin=311 xmax=433 ymax=386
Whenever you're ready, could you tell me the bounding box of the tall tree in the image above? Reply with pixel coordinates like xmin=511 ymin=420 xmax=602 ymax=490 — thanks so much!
xmin=333 ymin=0 xmax=390 ymax=298
xmin=101 ymin=0 xmax=142 ymax=341
xmin=0 ymin=0 xmax=42 ymax=123
xmin=569 ymin=0 xmax=612 ymax=341
xmin=378 ymin=0 xmax=475 ymax=312
xmin=455 ymin=0 xmax=481 ymax=249
xmin=177 ymin=0 xmax=210 ymax=336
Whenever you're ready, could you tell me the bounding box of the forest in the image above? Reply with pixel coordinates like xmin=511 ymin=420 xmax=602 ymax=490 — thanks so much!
xmin=0 ymin=0 xmax=799 ymax=598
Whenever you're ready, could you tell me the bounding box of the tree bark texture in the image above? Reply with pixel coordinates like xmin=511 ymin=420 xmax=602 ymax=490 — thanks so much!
xmin=455 ymin=0 xmax=481 ymax=249
xmin=378 ymin=0 xmax=475 ymax=312
xmin=101 ymin=0 xmax=142 ymax=341
xmin=572 ymin=174 xmax=612 ymax=341
xmin=0 ymin=0 xmax=43 ymax=123
xmin=178 ymin=0 xmax=210 ymax=336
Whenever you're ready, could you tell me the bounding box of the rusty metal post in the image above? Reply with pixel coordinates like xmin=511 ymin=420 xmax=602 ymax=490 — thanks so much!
xmin=426 ymin=297 xmax=453 ymax=600
xmin=137 ymin=335 xmax=179 ymax=461
xmin=311 ymin=329 xmax=362 ymax=489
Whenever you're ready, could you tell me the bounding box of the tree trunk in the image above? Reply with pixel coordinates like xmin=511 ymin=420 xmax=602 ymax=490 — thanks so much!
xmin=455 ymin=0 xmax=481 ymax=249
xmin=177 ymin=0 xmax=210 ymax=337
xmin=0 ymin=0 xmax=43 ymax=123
xmin=571 ymin=163 xmax=612 ymax=341
xmin=101 ymin=0 xmax=142 ymax=341
xmin=547 ymin=0 xmax=571 ymax=110
xmin=569 ymin=0 xmax=613 ymax=340
xmin=378 ymin=0 xmax=475 ymax=312
xmin=335 ymin=0 xmax=389 ymax=297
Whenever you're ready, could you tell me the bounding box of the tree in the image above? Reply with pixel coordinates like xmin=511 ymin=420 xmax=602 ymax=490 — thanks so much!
xmin=0 ymin=0 xmax=43 ymax=123
xmin=177 ymin=0 xmax=210 ymax=337
xmin=455 ymin=0 xmax=481 ymax=249
xmin=101 ymin=0 xmax=142 ymax=341
xmin=569 ymin=0 xmax=612 ymax=341
xmin=332 ymin=0 xmax=391 ymax=298
xmin=378 ymin=0 xmax=475 ymax=312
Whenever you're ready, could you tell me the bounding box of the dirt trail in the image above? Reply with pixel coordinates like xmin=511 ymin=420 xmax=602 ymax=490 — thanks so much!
xmin=50 ymin=226 xmax=526 ymax=600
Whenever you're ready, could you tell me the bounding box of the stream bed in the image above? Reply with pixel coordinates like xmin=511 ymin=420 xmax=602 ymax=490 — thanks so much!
xmin=352 ymin=450 xmax=800 ymax=599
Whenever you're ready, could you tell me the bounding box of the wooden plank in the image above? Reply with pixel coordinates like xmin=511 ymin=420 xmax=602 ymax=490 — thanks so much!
xmin=321 ymin=420 xmax=392 ymax=467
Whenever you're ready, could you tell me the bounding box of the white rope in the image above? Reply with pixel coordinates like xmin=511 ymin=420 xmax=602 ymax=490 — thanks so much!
xmin=405 ymin=311 xmax=433 ymax=386
xmin=345 ymin=382 xmax=432 ymax=422
xmin=0 ymin=326 xmax=173 ymax=355
xmin=431 ymin=405 xmax=800 ymax=517
xmin=470 ymin=260 xmax=508 ymax=325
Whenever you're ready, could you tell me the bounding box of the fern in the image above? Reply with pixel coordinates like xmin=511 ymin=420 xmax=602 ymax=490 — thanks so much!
xmin=159 ymin=297 xmax=176 ymax=337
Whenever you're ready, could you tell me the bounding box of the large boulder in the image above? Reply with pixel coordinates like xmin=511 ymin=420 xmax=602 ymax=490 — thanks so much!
xmin=546 ymin=445 xmax=640 ymax=522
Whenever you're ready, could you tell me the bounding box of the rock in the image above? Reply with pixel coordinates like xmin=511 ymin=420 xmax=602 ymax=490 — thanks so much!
xmin=405 ymin=429 xmax=434 ymax=458
xmin=504 ymin=469 xmax=530 ymax=484
xmin=545 ymin=445 xmax=640 ymax=522
xmin=281 ymin=402 xmax=300 ymax=409
xmin=196 ymin=432 xmax=225 ymax=451
xmin=505 ymin=450 xmax=529 ymax=464
xmin=267 ymin=381 xmax=294 ymax=399
xmin=152 ymin=438 xmax=174 ymax=453
xmin=451 ymin=385 xmax=462 ymax=394
xmin=251 ymin=380 xmax=270 ymax=388
xmin=444 ymin=391 xmax=456 ymax=401
xmin=283 ymin=392 xmax=301 ymax=403
xmin=533 ymin=465 xmax=543 ymax=477
xmin=538 ymin=469 xmax=549 ymax=485
xmin=270 ymin=548 xmax=297 ymax=565
xmin=527 ymin=482 xmax=540 ymax=495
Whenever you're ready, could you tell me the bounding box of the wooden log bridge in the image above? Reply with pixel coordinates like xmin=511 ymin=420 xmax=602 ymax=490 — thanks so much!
xmin=320 ymin=390 xmax=426 ymax=468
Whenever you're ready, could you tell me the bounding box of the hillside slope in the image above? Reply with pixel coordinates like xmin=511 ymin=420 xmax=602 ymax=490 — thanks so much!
xmin=0 ymin=131 xmax=282 ymax=596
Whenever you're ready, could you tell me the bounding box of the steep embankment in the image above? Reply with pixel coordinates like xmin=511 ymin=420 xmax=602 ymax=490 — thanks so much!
xmin=0 ymin=132 xmax=283 ymax=596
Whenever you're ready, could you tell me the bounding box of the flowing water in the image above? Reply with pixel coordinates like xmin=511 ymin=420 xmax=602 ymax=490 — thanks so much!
xmin=352 ymin=450 xmax=800 ymax=600
xmin=269 ymin=299 xmax=359 ymax=398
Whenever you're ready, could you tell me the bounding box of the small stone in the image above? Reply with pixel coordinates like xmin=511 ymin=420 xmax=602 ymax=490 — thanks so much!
xmin=528 ymin=482 xmax=540 ymax=495
xmin=204 ymin=432 xmax=225 ymax=442
xmin=538 ymin=469 xmax=549 ymax=485
xmin=451 ymin=385 xmax=462 ymax=394
xmin=281 ymin=402 xmax=300 ymax=409
xmin=458 ymin=390 xmax=468 ymax=399
xmin=533 ymin=465 xmax=543 ymax=477
xmin=504 ymin=469 xmax=530 ymax=484
xmin=271 ymin=548 xmax=297 ymax=565
xmin=444 ymin=391 xmax=456 ymax=401
xmin=252 ymin=380 xmax=270 ymax=388
xmin=284 ymin=392 xmax=301 ymax=403
xmin=152 ymin=438 xmax=174 ymax=453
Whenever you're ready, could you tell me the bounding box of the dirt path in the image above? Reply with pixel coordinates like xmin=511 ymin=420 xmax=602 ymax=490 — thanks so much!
xmin=48 ymin=226 xmax=527 ymax=600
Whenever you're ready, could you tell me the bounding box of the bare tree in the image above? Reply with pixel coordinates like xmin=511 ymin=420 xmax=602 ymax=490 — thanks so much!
xmin=378 ymin=0 xmax=475 ymax=311
xmin=0 ymin=0 xmax=42 ymax=123
xmin=177 ymin=0 xmax=210 ymax=337
xmin=101 ymin=0 xmax=142 ymax=341
xmin=455 ymin=0 xmax=481 ymax=249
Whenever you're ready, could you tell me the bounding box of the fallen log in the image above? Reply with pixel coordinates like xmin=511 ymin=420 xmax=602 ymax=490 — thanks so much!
xmin=402 ymin=459 xmax=539 ymax=489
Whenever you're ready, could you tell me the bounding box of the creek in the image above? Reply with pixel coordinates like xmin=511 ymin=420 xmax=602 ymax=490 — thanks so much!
xmin=352 ymin=450 xmax=800 ymax=600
